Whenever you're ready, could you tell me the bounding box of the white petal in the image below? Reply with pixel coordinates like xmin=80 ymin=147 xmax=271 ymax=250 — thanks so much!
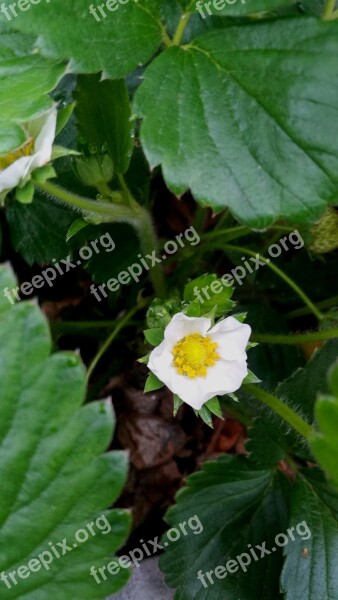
xmin=0 ymin=155 xmax=35 ymax=193
xmin=0 ymin=107 xmax=57 ymax=194
xmin=199 ymin=357 xmax=248 ymax=399
xmin=148 ymin=340 xmax=177 ymax=389
xmin=209 ymin=317 xmax=251 ymax=361
xmin=164 ymin=312 xmax=211 ymax=344
xmin=30 ymin=106 xmax=57 ymax=167
xmin=168 ymin=376 xmax=204 ymax=410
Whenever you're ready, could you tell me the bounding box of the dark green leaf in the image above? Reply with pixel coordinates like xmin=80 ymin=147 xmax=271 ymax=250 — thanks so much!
xmin=5 ymin=192 xmax=75 ymax=265
xmin=135 ymin=19 xmax=338 ymax=227
xmin=281 ymin=469 xmax=338 ymax=600
xmin=160 ymin=456 xmax=289 ymax=599
xmin=74 ymin=75 xmax=133 ymax=174
xmin=1 ymin=0 xmax=163 ymax=78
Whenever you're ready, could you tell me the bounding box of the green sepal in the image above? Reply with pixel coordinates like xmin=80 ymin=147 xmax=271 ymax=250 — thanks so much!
xmin=243 ymin=370 xmax=261 ymax=384
xmin=56 ymin=102 xmax=75 ymax=135
xmin=15 ymin=180 xmax=35 ymax=204
xmin=194 ymin=405 xmax=214 ymax=428
xmin=66 ymin=219 xmax=89 ymax=242
xmin=144 ymin=372 xmax=164 ymax=393
xmin=138 ymin=353 xmax=150 ymax=365
xmin=205 ymin=396 xmax=223 ymax=418
xmin=51 ymin=145 xmax=80 ymax=160
xmin=31 ymin=164 xmax=57 ymax=184
xmin=173 ymin=394 xmax=184 ymax=417
xmin=144 ymin=327 xmax=164 ymax=347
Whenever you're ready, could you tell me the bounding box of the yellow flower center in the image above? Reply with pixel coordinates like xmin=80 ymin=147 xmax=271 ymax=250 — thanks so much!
xmin=0 ymin=138 xmax=34 ymax=170
xmin=172 ymin=333 xmax=220 ymax=378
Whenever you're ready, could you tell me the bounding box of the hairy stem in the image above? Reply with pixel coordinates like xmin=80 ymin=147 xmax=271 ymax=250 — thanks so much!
xmin=38 ymin=181 xmax=137 ymax=224
xmin=38 ymin=180 xmax=166 ymax=298
xmin=244 ymin=384 xmax=314 ymax=440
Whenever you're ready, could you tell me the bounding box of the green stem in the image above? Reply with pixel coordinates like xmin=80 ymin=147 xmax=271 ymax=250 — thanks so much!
xmin=286 ymin=295 xmax=338 ymax=319
xmin=136 ymin=206 xmax=167 ymax=298
xmin=202 ymin=226 xmax=251 ymax=242
xmin=244 ymin=384 xmax=314 ymax=440
xmin=223 ymin=244 xmax=324 ymax=321
xmin=322 ymin=0 xmax=337 ymax=19
xmin=38 ymin=180 xmax=166 ymax=298
xmin=162 ymin=29 xmax=173 ymax=48
xmin=252 ymin=328 xmax=338 ymax=345
xmin=86 ymin=302 xmax=147 ymax=381
xmin=172 ymin=11 xmax=192 ymax=45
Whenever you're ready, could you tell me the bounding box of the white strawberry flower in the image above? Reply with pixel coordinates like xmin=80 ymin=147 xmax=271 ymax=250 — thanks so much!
xmin=148 ymin=312 xmax=251 ymax=410
xmin=0 ymin=106 xmax=57 ymax=198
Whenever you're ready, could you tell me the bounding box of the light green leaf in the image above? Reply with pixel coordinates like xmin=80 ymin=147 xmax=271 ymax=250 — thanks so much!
xmin=0 ymin=264 xmax=130 ymax=599
xmin=135 ymin=18 xmax=338 ymax=227
xmin=0 ymin=34 xmax=65 ymax=151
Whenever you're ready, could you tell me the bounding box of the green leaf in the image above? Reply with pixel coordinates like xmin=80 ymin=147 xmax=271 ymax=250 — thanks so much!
xmin=160 ymin=456 xmax=289 ymax=599
xmin=0 ymin=264 xmax=130 ymax=599
xmin=182 ymin=0 xmax=295 ymax=15
xmin=5 ymin=191 xmax=75 ymax=265
xmin=144 ymin=372 xmax=164 ymax=392
xmin=144 ymin=327 xmax=164 ymax=346
xmin=2 ymin=0 xmax=163 ymax=78
xmin=135 ymin=18 xmax=338 ymax=227
xmin=146 ymin=297 xmax=179 ymax=329
xmin=184 ymin=273 xmax=234 ymax=317
xmin=74 ymin=75 xmax=134 ymax=174
xmin=83 ymin=223 xmax=140 ymax=284
xmin=281 ymin=469 xmax=338 ymax=600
